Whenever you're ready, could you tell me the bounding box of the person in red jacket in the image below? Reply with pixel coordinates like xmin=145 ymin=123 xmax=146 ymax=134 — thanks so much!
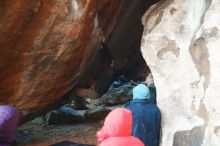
xmin=96 ymin=108 xmax=144 ymax=146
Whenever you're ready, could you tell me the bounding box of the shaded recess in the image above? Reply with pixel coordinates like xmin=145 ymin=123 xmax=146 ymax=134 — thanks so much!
xmin=78 ymin=0 xmax=159 ymax=87
xmin=105 ymin=0 xmax=158 ymax=79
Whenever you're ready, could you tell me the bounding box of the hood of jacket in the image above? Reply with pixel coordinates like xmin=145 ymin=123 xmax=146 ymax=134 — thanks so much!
xmin=133 ymin=84 xmax=150 ymax=100
xmin=96 ymin=108 xmax=132 ymax=143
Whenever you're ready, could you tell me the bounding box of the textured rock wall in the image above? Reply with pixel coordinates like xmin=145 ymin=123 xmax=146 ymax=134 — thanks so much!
xmin=141 ymin=0 xmax=220 ymax=145
xmin=0 ymin=0 xmax=123 ymax=118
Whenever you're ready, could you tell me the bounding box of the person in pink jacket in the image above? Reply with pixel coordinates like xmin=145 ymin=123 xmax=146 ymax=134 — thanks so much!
xmin=96 ymin=108 xmax=144 ymax=146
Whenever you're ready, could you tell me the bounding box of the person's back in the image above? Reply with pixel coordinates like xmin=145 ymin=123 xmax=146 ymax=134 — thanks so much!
xmin=96 ymin=108 xmax=144 ymax=146
xmin=125 ymin=84 xmax=161 ymax=146
xmin=126 ymin=101 xmax=161 ymax=146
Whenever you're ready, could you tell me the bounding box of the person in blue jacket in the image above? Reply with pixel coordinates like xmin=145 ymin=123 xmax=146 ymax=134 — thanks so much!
xmin=125 ymin=83 xmax=161 ymax=146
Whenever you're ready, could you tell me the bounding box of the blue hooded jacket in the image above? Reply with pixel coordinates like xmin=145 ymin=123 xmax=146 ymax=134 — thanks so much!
xmin=125 ymin=84 xmax=161 ymax=146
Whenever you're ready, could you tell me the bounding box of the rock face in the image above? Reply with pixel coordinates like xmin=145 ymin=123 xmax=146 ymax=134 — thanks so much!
xmin=0 ymin=0 xmax=123 ymax=119
xmin=141 ymin=0 xmax=220 ymax=145
xmin=0 ymin=0 xmax=154 ymax=121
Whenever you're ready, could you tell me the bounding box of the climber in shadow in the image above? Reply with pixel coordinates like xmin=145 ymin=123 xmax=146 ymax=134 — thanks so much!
xmin=95 ymin=36 xmax=122 ymax=96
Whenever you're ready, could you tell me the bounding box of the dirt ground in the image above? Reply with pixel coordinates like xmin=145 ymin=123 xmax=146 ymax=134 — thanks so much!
xmin=16 ymin=121 xmax=103 ymax=146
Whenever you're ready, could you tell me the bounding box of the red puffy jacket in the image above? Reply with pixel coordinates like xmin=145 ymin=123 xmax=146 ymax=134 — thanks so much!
xmin=96 ymin=108 xmax=144 ymax=146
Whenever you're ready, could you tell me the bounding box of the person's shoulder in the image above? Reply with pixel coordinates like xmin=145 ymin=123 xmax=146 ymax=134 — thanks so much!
xmin=124 ymin=100 xmax=139 ymax=109
xmin=124 ymin=101 xmax=132 ymax=107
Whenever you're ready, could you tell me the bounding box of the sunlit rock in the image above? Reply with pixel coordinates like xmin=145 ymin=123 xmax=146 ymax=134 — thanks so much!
xmin=141 ymin=0 xmax=220 ymax=145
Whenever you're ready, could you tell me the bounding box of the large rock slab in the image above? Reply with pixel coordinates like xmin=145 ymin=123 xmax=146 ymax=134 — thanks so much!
xmin=141 ymin=0 xmax=220 ymax=145
xmin=0 ymin=0 xmax=122 ymax=120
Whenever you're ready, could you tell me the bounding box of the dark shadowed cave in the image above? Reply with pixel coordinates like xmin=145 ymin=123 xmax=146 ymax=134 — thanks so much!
xmin=77 ymin=0 xmax=159 ymax=87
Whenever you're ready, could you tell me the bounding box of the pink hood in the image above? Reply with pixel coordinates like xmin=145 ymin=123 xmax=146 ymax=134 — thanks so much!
xmin=96 ymin=108 xmax=132 ymax=143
